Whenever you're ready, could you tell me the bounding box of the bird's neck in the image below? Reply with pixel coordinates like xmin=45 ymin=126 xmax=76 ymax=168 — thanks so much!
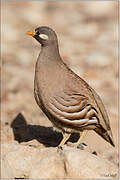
xmin=35 ymin=43 xmax=63 ymax=76
xmin=40 ymin=43 xmax=60 ymax=62
xmin=35 ymin=43 xmax=64 ymax=89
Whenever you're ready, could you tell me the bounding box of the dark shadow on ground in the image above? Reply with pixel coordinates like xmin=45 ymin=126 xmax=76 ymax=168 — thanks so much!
xmin=11 ymin=113 xmax=80 ymax=147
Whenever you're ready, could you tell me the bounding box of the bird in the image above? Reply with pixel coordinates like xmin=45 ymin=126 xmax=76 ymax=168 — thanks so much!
xmin=26 ymin=26 xmax=115 ymax=147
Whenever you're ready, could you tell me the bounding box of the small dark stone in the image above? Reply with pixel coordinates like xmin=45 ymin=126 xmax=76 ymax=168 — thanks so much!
xmin=92 ymin=151 xmax=97 ymax=155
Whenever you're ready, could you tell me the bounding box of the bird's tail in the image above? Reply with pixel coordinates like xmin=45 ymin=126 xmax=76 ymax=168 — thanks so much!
xmin=94 ymin=126 xmax=115 ymax=147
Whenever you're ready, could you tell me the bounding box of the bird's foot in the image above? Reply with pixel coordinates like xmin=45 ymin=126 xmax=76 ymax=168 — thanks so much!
xmin=57 ymin=145 xmax=64 ymax=152
xmin=77 ymin=142 xmax=87 ymax=150
xmin=67 ymin=142 xmax=87 ymax=150
xmin=58 ymin=145 xmax=63 ymax=150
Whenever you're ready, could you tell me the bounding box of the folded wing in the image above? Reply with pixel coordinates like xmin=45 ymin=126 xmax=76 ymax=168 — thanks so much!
xmin=48 ymin=92 xmax=99 ymax=128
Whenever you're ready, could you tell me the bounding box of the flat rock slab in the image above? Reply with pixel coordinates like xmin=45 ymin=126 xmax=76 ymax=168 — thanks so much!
xmin=1 ymin=141 xmax=118 ymax=179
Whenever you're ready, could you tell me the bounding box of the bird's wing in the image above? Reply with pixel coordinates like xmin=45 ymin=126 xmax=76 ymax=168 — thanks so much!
xmin=90 ymin=87 xmax=111 ymax=130
xmin=48 ymin=92 xmax=99 ymax=128
xmin=90 ymin=87 xmax=114 ymax=138
xmin=87 ymin=87 xmax=114 ymax=146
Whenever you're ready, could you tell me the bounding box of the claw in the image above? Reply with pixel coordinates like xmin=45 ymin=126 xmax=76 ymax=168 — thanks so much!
xmin=77 ymin=143 xmax=87 ymax=150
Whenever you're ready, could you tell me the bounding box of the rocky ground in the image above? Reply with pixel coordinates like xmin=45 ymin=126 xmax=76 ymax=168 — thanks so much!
xmin=1 ymin=1 xmax=119 ymax=179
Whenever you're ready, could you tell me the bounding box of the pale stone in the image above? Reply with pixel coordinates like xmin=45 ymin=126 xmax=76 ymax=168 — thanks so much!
xmin=2 ymin=143 xmax=117 ymax=179
xmin=1 ymin=159 xmax=14 ymax=178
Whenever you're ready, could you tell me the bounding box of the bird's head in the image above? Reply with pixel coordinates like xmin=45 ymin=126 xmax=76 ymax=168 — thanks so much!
xmin=26 ymin=26 xmax=58 ymax=47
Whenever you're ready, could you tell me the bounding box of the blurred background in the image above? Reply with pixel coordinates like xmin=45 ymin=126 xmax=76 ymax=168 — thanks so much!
xmin=1 ymin=1 xmax=118 ymax=166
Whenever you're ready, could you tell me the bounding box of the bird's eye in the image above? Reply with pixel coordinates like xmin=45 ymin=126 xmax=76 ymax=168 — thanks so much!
xmin=36 ymin=31 xmax=40 ymax=35
xmin=39 ymin=34 xmax=49 ymax=40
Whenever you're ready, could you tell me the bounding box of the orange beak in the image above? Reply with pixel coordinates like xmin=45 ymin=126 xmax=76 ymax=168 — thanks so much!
xmin=26 ymin=30 xmax=35 ymax=36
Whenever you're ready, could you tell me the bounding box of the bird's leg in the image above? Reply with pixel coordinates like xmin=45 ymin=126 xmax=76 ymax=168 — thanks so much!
xmin=76 ymin=130 xmax=87 ymax=149
xmin=58 ymin=133 xmax=71 ymax=147
xmin=77 ymin=130 xmax=87 ymax=144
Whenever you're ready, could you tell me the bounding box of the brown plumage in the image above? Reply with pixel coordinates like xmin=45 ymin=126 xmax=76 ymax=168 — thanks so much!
xmin=26 ymin=26 xmax=115 ymax=147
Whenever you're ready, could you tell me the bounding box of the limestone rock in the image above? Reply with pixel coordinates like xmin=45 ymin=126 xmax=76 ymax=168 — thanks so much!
xmin=1 ymin=159 xmax=14 ymax=178
xmin=1 ymin=142 xmax=118 ymax=179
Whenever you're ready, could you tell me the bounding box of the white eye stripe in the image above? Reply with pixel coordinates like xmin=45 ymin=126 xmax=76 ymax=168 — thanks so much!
xmin=39 ymin=34 xmax=49 ymax=40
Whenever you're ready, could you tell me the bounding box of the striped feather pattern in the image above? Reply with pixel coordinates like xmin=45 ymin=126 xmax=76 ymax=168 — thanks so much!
xmin=48 ymin=92 xmax=99 ymax=128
